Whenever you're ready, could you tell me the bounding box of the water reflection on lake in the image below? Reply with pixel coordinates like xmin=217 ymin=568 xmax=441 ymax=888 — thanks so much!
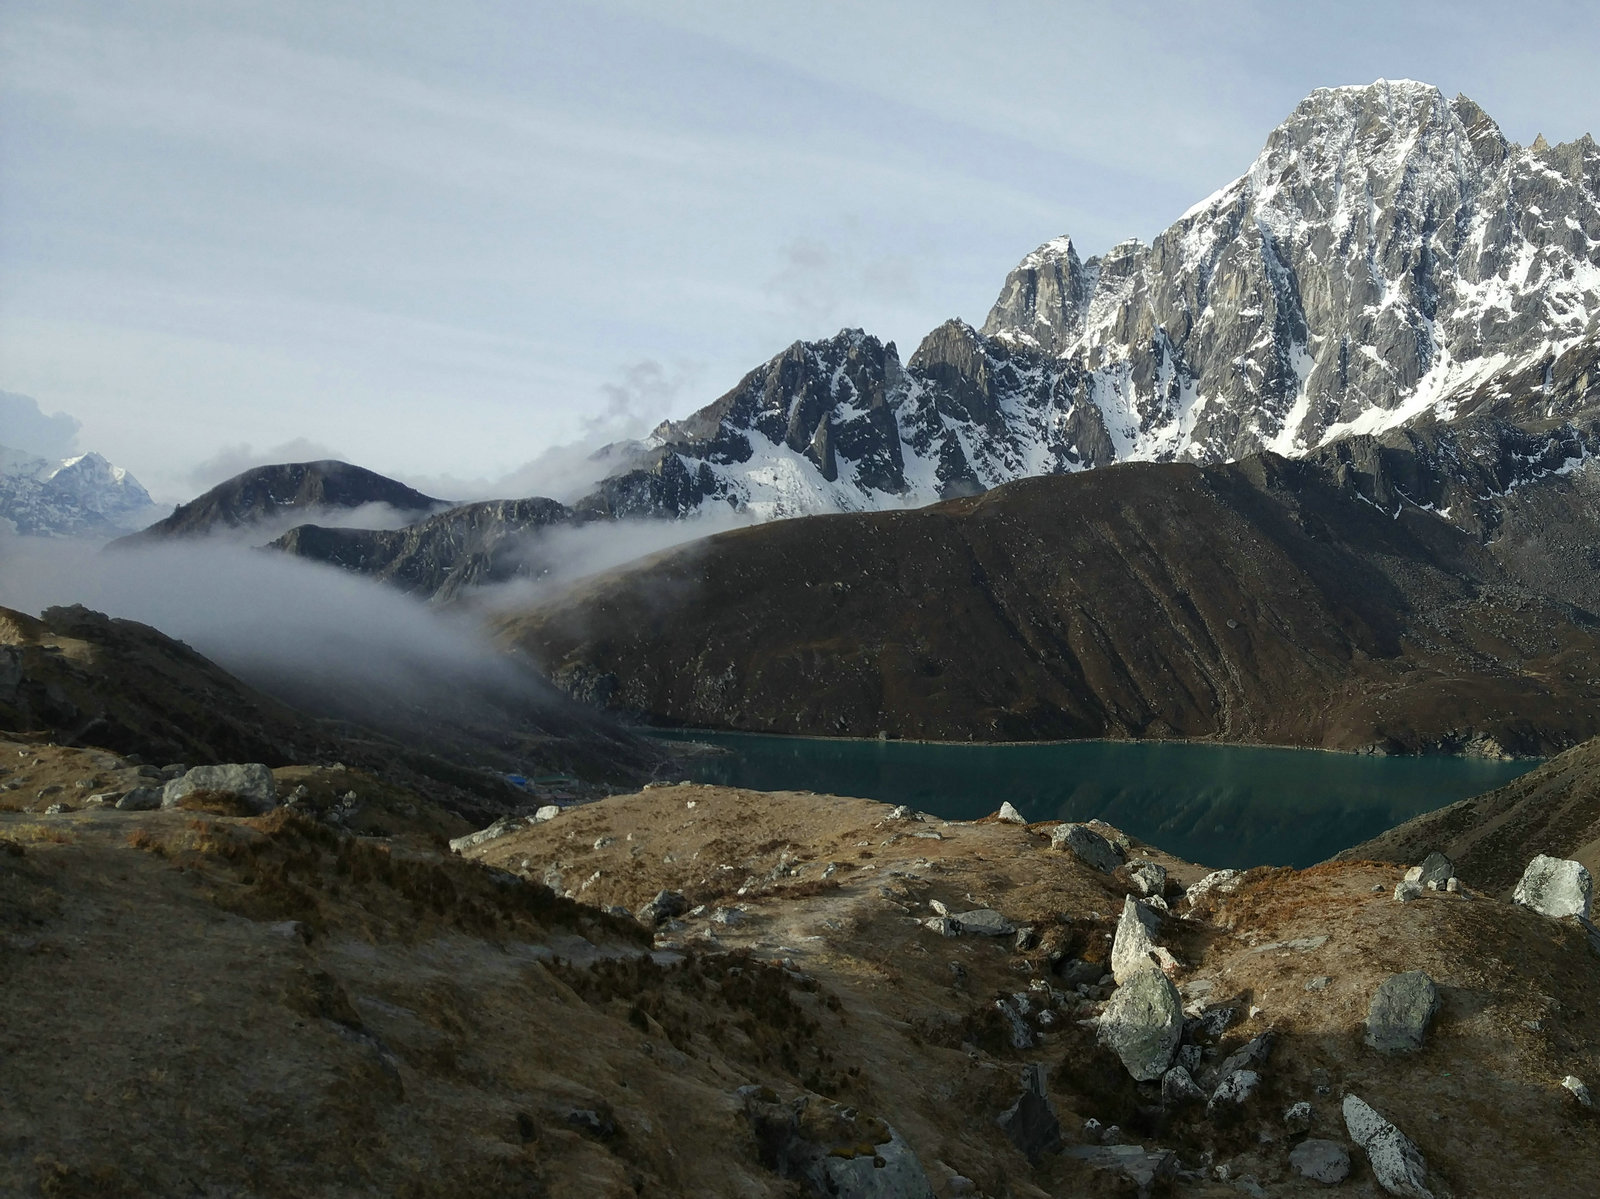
xmin=655 ymin=731 xmax=1537 ymax=869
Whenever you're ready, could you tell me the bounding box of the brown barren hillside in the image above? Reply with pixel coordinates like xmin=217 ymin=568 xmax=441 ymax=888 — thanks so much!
xmin=5 ymin=776 xmax=1598 ymax=1197
xmin=1339 ymin=736 xmax=1600 ymax=892
xmin=497 ymin=453 xmax=1600 ymax=755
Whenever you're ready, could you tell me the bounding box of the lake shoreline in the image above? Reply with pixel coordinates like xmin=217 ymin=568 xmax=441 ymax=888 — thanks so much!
xmin=645 ymin=729 xmax=1540 ymax=869
xmin=647 ymin=725 xmax=1543 ymax=762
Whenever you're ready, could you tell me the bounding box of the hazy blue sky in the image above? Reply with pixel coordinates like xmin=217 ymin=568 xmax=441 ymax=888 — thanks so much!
xmin=2 ymin=1 xmax=1596 ymax=501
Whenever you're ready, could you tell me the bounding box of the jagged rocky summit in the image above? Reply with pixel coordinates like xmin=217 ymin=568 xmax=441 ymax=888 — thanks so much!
xmin=0 ymin=445 xmax=159 ymax=538
xmin=579 ymin=79 xmax=1600 ymax=520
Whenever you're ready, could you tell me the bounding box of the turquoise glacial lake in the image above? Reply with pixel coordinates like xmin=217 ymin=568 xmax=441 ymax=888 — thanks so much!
xmin=655 ymin=731 xmax=1538 ymax=869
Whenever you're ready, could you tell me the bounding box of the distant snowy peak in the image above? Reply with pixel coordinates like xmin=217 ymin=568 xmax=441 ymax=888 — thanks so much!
xmin=0 ymin=446 xmax=159 ymax=538
xmin=981 ymin=79 xmax=1600 ymax=461
xmin=576 ymin=80 xmax=1600 ymax=522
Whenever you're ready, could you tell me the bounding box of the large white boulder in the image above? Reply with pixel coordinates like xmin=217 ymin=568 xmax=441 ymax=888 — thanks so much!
xmin=1513 ymin=855 xmax=1592 ymax=919
xmin=161 ymin=763 xmax=276 ymax=814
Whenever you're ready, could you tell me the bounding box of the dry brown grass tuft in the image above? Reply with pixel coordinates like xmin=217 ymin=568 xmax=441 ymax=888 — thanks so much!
xmin=124 ymin=827 xmax=165 ymax=856
xmin=175 ymin=789 xmax=259 ymax=817
xmin=550 ymin=949 xmax=851 ymax=1093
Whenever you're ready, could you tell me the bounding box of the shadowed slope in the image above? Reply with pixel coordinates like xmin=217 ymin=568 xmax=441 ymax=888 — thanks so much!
xmin=498 ymin=441 xmax=1600 ymax=755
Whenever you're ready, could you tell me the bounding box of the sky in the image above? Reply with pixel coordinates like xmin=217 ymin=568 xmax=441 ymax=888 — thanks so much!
xmin=1 ymin=0 xmax=1596 ymax=504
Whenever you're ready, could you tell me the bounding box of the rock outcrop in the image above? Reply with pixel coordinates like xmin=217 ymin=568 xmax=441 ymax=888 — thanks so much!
xmin=1290 ymin=1138 xmax=1352 ymax=1185
xmin=1110 ymin=897 xmax=1178 ymax=984
xmin=1051 ymin=822 xmax=1124 ymax=872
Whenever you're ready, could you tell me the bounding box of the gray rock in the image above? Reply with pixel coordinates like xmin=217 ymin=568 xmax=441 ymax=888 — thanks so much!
xmin=1111 ymin=896 xmax=1178 ymax=984
xmin=1394 ymin=880 xmax=1423 ymax=902
xmin=951 ymin=908 xmax=1013 ymax=937
xmin=449 ymin=813 xmax=536 ymax=853
xmin=1513 ymin=855 xmax=1593 ymax=920
xmin=1206 ymin=1069 xmax=1260 ymax=1117
xmin=922 ymin=916 xmax=957 ymax=937
xmin=1050 ymin=822 xmax=1123 ymax=873
xmin=1290 ymin=1138 xmax=1351 ymax=1185
xmin=996 ymin=1063 xmax=1061 ymax=1163
xmin=43 ymin=803 xmax=68 ymax=815
xmin=1126 ymin=860 xmax=1167 ymax=898
xmin=1183 ymin=869 xmax=1241 ymax=907
xmin=1057 ymin=958 xmax=1101 ymax=987
xmin=997 ymin=801 xmax=1027 ymax=824
xmin=1417 ymin=851 xmax=1453 ymax=889
xmin=638 ymin=890 xmax=689 ymax=926
xmin=1305 ymin=975 xmax=1332 ymax=992
xmin=534 ymin=803 xmax=562 ymax=822
xmin=160 ymin=763 xmax=276 ymax=813
xmin=115 ymin=786 xmax=161 ymax=811
xmin=1283 ymin=1100 xmax=1314 ymax=1134
xmin=1209 ymin=1032 xmax=1274 ymax=1087
xmin=1343 ymin=1094 xmax=1434 ymax=1198
xmin=1366 ymin=971 xmax=1440 ymax=1053
xmin=741 ymin=1089 xmax=935 ymax=1199
xmin=1098 ymin=966 xmax=1183 ymax=1081
xmin=1562 ymin=1075 xmax=1593 ymax=1108
xmin=995 ymin=998 xmax=1036 ymax=1050
xmin=1160 ymin=1065 xmax=1206 ymax=1106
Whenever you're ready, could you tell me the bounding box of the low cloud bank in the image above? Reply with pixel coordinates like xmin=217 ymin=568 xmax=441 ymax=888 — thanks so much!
xmin=477 ymin=509 xmax=753 ymax=613
xmin=0 ymin=531 xmax=572 ymax=741
xmin=0 ymin=510 xmax=735 ymax=762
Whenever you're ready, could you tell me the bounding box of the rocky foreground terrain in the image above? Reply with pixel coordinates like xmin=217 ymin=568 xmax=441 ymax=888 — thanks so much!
xmin=4 ymin=605 xmax=1600 ymax=1196
xmin=4 ymin=735 xmax=1599 ymax=1198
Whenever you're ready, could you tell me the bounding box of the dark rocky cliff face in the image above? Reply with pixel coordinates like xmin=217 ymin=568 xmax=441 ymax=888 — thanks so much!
xmin=500 ymin=418 xmax=1600 ymax=755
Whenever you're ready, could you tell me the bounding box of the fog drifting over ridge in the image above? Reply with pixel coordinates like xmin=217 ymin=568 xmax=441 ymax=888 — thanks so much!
xmin=0 ymin=508 xmax=745 ymax=735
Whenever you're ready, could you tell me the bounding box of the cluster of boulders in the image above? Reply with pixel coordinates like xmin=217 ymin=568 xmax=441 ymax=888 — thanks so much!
xmin=1392 ymin=850 xmax=1459 ymax=901
xmin=55 ymin=761 xmax=282 ymax=815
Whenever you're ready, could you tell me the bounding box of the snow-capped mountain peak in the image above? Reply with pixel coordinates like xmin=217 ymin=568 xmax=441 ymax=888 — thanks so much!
xmin=0 ymin=445 xmax=160 ymax=538
xmin=562 ymin=81 xmax=1599 ymax=522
